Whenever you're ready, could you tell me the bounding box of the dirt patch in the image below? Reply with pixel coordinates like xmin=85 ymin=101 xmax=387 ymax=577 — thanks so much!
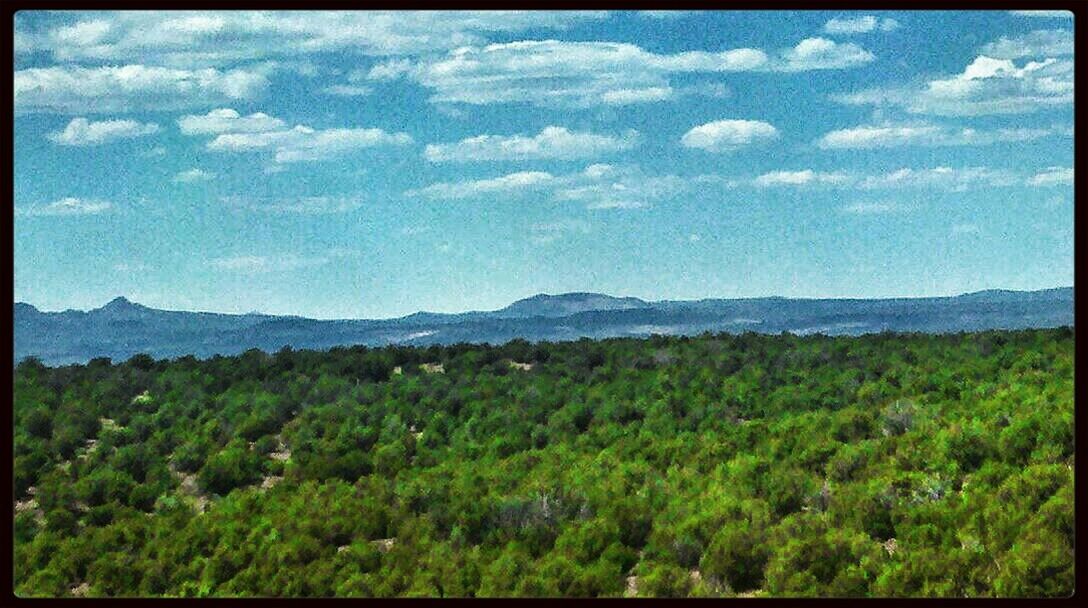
xmin=268 ymin=437 xmax=292 ymax=462
xmin=15 ymin=497 xmax=44 ymax=525
xmin=420 ymin=362 xmax=444 ymax=374
xmin=70 ymin=582 xmax=90 ymax=597
xmin=168 ymin=461 xmax=210 ymax=514
xmin=624 ymin=575 xmax=639 ymax=597
xmin=508 ymin=361 xmax=534 ymax=371
xmin=883 ymin=538 xmax=898 ymax=556
xmin=371 ymin=538 xmax=396 ymax=553
xmin=392 ymin=366 xmax=403 ymax=376
xmin=260 ymin=476 xmax=283 ymax=490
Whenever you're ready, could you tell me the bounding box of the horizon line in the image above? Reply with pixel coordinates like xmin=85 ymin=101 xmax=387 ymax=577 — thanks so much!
xmin=14 ymin=285 xmax=1074 ymax=322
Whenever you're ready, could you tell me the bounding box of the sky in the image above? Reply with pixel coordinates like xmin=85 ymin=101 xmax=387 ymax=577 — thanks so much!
xmin=13 ymin=10 xmax=1075 ymax=319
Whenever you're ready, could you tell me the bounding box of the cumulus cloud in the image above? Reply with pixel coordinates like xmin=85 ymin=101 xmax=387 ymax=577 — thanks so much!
xmin=980 ymin=29 xmax=1074 ymax=59
xmin=749 ymin=166 xmax=1024 ymax=191
xmin=20 ymin=11 xmax=610 ymax=67
xmin=410 ymin=164 xmax=688 ymax=210
xmin=424 ymin=126 xmax=639 ymax=162
xmin=173 ymin=168 xmax=216 ymax=183
xmin=212 ymin=127 xmax=413 ymax=163
xmin=47 ymin=117 xmax=160 ymax=145
xmin=856 ymin=166 xmax=1019 ymax=191
xmin=14 ymin=64 xmax=270 ymax=114
xmin=555 ymin=167 xmax=687 ymax=210
xmin=181 ymin=109 xmax=413 ymax=164
xmin=816 ymin=121 xmax=1064 ymax=149
xmin=755 ymin=170 xmax=850 ymax=187
xmin=408 ymin=171 xmax=556 ymax=200
xmin=407 ymin=40 xmax=770 ymax=107
xmin=389 ymin=37 xmax=872 ymax=108
xmin=1029 ymin=166 xmax=1073 ymax=186
xmin=824 ymin=15 xmax=900 ymax=35
xmin=681 ymin=119 xmax=779 ymax=152
xmin=16 ymin=197 xmax=111 ymax=217
xmin=835 ymin=54 xmax=1073 ymax=116
xmin=778 ymin=37 xmax=875 ymax=71
xmin=177 ymin=108 xmax=286 ymax=135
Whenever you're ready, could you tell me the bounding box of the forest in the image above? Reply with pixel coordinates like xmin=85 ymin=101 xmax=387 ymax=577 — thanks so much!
xmin=12 ymin=328 xmax=1074 ymax=597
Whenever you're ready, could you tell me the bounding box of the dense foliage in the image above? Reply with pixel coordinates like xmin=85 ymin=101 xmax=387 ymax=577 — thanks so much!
xmin=13 ymin=328 xmax=1074 ymax=597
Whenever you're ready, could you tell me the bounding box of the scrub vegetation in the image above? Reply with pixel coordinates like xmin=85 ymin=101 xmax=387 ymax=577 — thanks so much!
xmin=13 ymin=328 xmax=1074 ymax=597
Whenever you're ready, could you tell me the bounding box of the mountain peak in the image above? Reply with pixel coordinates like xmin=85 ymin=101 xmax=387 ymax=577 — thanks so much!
xmin=500 ymin=292 xmax=651 ymax=318
xmin=96 ymin=296 xmax=153 ymax=317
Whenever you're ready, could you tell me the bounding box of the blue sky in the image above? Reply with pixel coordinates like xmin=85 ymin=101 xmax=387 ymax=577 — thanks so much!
xmin=13 ymin=10 xmax=1074 ymax=319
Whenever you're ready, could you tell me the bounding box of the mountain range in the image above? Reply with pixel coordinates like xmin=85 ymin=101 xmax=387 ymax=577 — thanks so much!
xmin=14 ymin=287 xmax=1074 ymax=366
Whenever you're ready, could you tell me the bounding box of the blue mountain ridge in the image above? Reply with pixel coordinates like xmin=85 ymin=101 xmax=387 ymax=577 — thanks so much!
xmin=14 ymin=287 xmax=1074 ymax=366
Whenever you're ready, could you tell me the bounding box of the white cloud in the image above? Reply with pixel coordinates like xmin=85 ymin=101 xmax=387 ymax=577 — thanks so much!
xmin=410 ymin=40 xmax=769 ymax=107
xmin=410 ymin=164 xmax=688 ymax=210
xmin=681 ymin=119 xmax=779 ymax=152
xmin=187 ymin=111 xmax=413 ymax=164
xmin=778 ymin=37 xmax=875 ymax=71
xmin=816 ymin=121 xmax=1063 ymax=149
xmin=177 ymin=108 xmax=286 ymax=135
xmin=16 ymin=197 xmax=111 ymax=217
xmin=276 ymin=129 xmax=413 ymax=163
xmin=408 ymin=171 xmax=556 ymax=200
xmin=23 ymin=11 xmax=610 ymax=67
xmin=47 ymin=117 xmax=160 ymax=145
xmin=600 ymin=87 xmax=674 ymax=104
xmin=980 ymin=29 xmax=1074 ymax=59
xmin=1029 ymin=166 xmax=1073 ymax=186
xmin=755 ymin=170 xmax=850 ymax=187
xmin=857 ymin=166 xmax=1019 ymax=191
xmin=173 ymin=168 xmax=216 ymax=183
xmin=395 ymin=37 xmax=871 ymax=108
xmin=14 ymin=64 xmax=270 ymax=114
xmin=367 ymin=58 xmax=414 ymax=80
xmin=424 ymin=126 xmax=639 ymax=162
xmin=835 ymin=54 xmax=1073 ymax=116
xmin=210 ymin=254 xmax=329 ymax=273
xmin=824 ymin=15 xmax=900 ymax=35
xmin=750 ymin=166 xmax=1022 ymax=191
xmin=222 ymin=195 xmax=364 ymax=214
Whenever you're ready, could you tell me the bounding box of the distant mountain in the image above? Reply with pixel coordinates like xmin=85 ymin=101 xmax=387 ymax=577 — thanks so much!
xmin=13 ymin=287 xmax=1074 ymax=366
xmin=497 ymin=293 xmax=651 ymax=318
